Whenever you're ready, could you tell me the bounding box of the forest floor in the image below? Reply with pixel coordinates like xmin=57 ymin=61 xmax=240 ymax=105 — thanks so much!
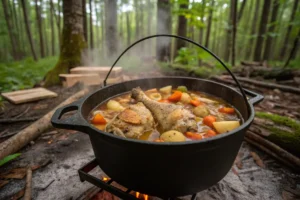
xmin=0 ymin=68 xmax=299 ymax=199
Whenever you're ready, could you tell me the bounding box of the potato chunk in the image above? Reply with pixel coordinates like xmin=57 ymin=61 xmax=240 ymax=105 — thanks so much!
xmin=212 ymin=121 xmax=240 ymax=133
xmin=160 ymin=130 xmax=186 ymax=142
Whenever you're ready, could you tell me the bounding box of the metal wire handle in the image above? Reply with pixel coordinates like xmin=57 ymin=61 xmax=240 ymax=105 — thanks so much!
xmin=103 ymin=34 xmax=250 ymax=114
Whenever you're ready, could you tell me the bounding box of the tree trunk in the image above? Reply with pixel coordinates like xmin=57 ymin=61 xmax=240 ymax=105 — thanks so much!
xmin=89 ymin=0 xmax=94 ymax=49
xmin=199 ymin=0 xmax=205 ymax=45
xmin=263 ymin=0 xmax=279 ymax=60
xmin=105 ymin=0 xmax=118 ymax=56
xmin=1 ymin=0 xmax=19 ymax=60
xmin=50 ymin=0 xmax=55 ymax=56
xmin=21 ymin=0 xmax=38 ymax=61
xmin=156 ymin=0 xmax=171 ymax=62
xmin=126 ymin=11 xmax=131 ymax=47
xmin=134 ymin=0 xmax=139 ymax=39
xmin=82 ymin=0 xmax=88 ymax=42
xmin=11 ymin=0 xmax=21 ymax=59
xmin=176 ymin=0 xmax=189 ymax=53
xmin=58 ymin=0 xmax=62 ymax=47
xmin=35 ymin=0 xmax=45 ymax=58
xmin=283 ymin=29 xmax=300 ymax=68
xmin=95 ymin=4 xmax=100 ymax=49
xmin=231 ymin=0 xmax=237 ymax=66
xmin=44 ymin=0 xmax=87 ymax=86
xmin=245 ymin=0 xmax=259 ymax=60
xmin=18 ymin=0 xmax=26 ymax=57
xmin=119 ymin=6 xmax=123 ymax=41
xmin=253 ymin=0 xmax=271 ymax=61
xmin=280 ymin=0 xmax=299 ymax=60
xmin=237 ymin=0 xmax=247 ymax=23
xmin=100 ymin=2 xmax=105 ymax=54
xmin=224 ymin=0 xmax=233 ymax=62
xmin=205 ymin=0 xmax=214 ymax=48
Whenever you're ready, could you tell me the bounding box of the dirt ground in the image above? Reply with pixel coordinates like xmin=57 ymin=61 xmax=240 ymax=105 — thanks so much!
xmin=0 ymin=74 xmax=299 ymax=200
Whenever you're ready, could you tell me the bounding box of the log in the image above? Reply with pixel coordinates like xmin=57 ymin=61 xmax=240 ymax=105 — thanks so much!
xmin=245 ymin=131 xmax=300 ymax=168
xmin=244 ymin=137 xmax=298 ymax=170
xmin=24 ymin=167 xmax=32 ymax=200
xmin=241 ymin=61 xmax=263 ymax=67
xmin=221 ymin=75 xmax=300 ymax=94
xmin=0 ymin=88 xmax=89 ymax=160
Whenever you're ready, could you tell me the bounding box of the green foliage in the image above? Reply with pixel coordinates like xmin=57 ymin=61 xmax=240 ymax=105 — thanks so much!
xmin=0 ymin=153 xmax=21 ymax=167
xmin=0 ymin=57 xmax=57 ymax=92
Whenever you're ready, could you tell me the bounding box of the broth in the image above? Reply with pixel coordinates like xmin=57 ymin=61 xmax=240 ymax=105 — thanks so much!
xmin=88 ymin=85 xmax=241 ymax=142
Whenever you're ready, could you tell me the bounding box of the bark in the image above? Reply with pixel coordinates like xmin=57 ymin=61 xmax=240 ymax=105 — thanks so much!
xmin=50 ymin=0 xmax=55 ymax=56
xmin=11 ymin=0 xmax=21 ymax=58
xmin=1 ymin=0 xmax=19 ymax=60
xmin=126 ymin=11 xmax=131 ymax=46
xmin=237 ymin=0 xmax=247 ymax=22
xmin=199 ymin=0 xmax=205 ymax=45
xmin=253 ymin=0 xmax=271 ymax=61
xmin=0 ymin=89 xmax=89 ymax=160
xmin=89 ymin=0 xmax=94 ymax=49
xmin=44 ymin=0 xmax=87 ymax=86
xmin=100 ymin=2 xmax=105 ymax=53
xmin=105 ymin=0 xmax=118 ymax=56
xmin=280 ymin=0 xmax=299 ymax=59
xmin=24 ymin=167 xmax=32 ymax=200
xmin=35 ymin=0 xmax=45 ymax=58
xmin=134 ymin=0 xmax=139 ymax=39
xmin=156 ymin=0 xmax=171 ymax=62
xmin=95 ymin=4 xmax=100 ymax=49
xmin=231 ymin=0 xmax=237 ymax=66
xmin=18 ymin=0 xmax=25 ymax=56
xmin=245 ymin=0 xmax=259 ymax=60
xmin=176 ymin=0 xmax=189 ymax=53
xmin=263 ymin=0 xmax=279 ymax=60
xmin=224 ymin=0 xmax=234 ymax=62
xmin=58 ymin=0 xmax=62 ymax=47
xmin=205 ymin=0 xmax=214 ymax=48
xmin=283 ymin=29 xmax=300 ymax=68
xmin=50 ymin=0 xmax=61 ymax=48
xmin=82 ymin=0 xmax=88 ymax=42
xmin=21 ymin=0 xmax=38 ymax=61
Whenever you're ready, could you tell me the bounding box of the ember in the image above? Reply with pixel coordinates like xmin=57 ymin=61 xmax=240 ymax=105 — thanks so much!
xmin=135 ymin=192 xmax=148 ymax=200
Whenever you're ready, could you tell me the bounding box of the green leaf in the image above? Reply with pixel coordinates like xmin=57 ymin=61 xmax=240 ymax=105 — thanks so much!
xmin=0 ymin=153 xmax=21 ymax=167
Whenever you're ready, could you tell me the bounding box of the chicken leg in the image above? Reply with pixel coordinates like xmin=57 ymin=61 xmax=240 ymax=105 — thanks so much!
xmin=131 ymin=87 xmax=197 ymax=133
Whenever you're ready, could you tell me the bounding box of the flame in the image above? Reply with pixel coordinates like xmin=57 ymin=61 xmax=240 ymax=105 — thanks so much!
xmin=136 ymin=192 xmax=140 ymax=198
xmin=135 ymin=192 xmax=148 ymax=200
xmin=102 ymin=177 xmax=109 ymax=181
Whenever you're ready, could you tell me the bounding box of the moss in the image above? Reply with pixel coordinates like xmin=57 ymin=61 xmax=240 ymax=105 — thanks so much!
xmin=44 ymin=25 xmax=87 ymax=86
xmin=255 ymin=112 xmax=300 ymax=156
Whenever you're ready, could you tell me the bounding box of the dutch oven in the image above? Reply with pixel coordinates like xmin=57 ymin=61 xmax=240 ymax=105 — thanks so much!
xmin=51 ymin=35 xmax=264 ymax=198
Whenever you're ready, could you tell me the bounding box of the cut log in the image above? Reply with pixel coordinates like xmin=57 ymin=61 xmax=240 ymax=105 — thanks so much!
xmin=221 ymin=75 xmax=300 ymax=94
xmin=1 ymin=88 xmax=57 ymax=104
xmin=0 ymin=88 xmax=90 ymax=160
xmin=59 ymin=74 xmax=123 ymax=88
xmin=70 ymin=66 xmax=122 ymax=78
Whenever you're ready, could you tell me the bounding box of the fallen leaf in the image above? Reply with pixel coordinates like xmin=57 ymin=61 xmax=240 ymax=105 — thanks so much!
xmin=0 ymin=180 xmax=9 ymax=189
xmin=0 ymin=168 xmax=27 ymax=179
xmin=234 ymin=152 xmax=243 ymax=169
xmin=0 ymin=153 xmax=21 ymax=167
xmin=250 ymin=152 xmax=265 ymax=168
xmin=11 ymin=188 xmax=25 ymax=200
xmin=231 ymin=167 xmax=238 ymax=176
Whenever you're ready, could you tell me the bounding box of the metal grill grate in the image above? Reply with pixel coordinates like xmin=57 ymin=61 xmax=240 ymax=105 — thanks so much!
xmin=78 ymin=159 xmax=196 ymax=200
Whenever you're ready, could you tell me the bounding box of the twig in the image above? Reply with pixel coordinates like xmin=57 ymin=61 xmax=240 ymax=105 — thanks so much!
xmin=244 ymin=137 xmax=297 ymax=170
xmin=0 ymin=117 xmax=39 ymax=124
xmin=246 ymin=131 xmax=300 ymax=168
xmin=40 ymin=179 xmax=55 ymax=191
xmin=250 ymin=151 xmax=265 ymax=168
xmin=24 ymin=167 xmax=32 ymax=200
xmin=0 ymin=125 xmax=28 ymax=139
xmin=15 ymin=106 xmax=30 ymax=119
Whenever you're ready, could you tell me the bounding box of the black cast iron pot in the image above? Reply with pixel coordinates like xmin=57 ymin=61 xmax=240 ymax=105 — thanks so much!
xmin=51 ymin=35 xmax=264 ymax=198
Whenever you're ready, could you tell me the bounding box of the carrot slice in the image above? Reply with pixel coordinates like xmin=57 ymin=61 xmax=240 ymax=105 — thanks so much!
xmin=154 ymin=138 xmax=164 ymax=142
xmin=204 ymin=130 xmax=217 ymax=138
xmin=158 ymin=99 xmax=170 ymax=103
xmin=190 ymin=99 xmax=203 ymax=107
xmin=167 ymin=91 xmax=182 ymax=102
xmin=202 ymin=115 xmax=216 ymax=127
xmin=92 ymin=113 xmax=107 ymax=125
xmin=185 ymin=132 xmax=203 ymax=140
xmin=218 ymin=107 xmax=235 ymax=114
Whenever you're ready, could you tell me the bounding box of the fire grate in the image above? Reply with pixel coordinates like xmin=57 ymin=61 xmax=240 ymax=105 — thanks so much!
xmin=78 ymin=159 xmax=197 ymax=200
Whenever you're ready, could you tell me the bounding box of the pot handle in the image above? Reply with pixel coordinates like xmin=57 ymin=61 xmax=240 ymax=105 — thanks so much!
xmin=243 ymin=89 xmax=264 ymax=105
xmin=51 ymin=100 xmax=88 ymax=132
xmin=104 ymin=34 xmax=252 ymax=115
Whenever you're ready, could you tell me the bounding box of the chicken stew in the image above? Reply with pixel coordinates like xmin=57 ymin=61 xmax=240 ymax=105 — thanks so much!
xmin=89 ymin=86 xmax=241 ymax=142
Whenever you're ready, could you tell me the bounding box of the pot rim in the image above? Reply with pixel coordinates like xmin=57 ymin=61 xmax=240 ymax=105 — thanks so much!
xmin=79 ymin=76 xmax=255 ymax=146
